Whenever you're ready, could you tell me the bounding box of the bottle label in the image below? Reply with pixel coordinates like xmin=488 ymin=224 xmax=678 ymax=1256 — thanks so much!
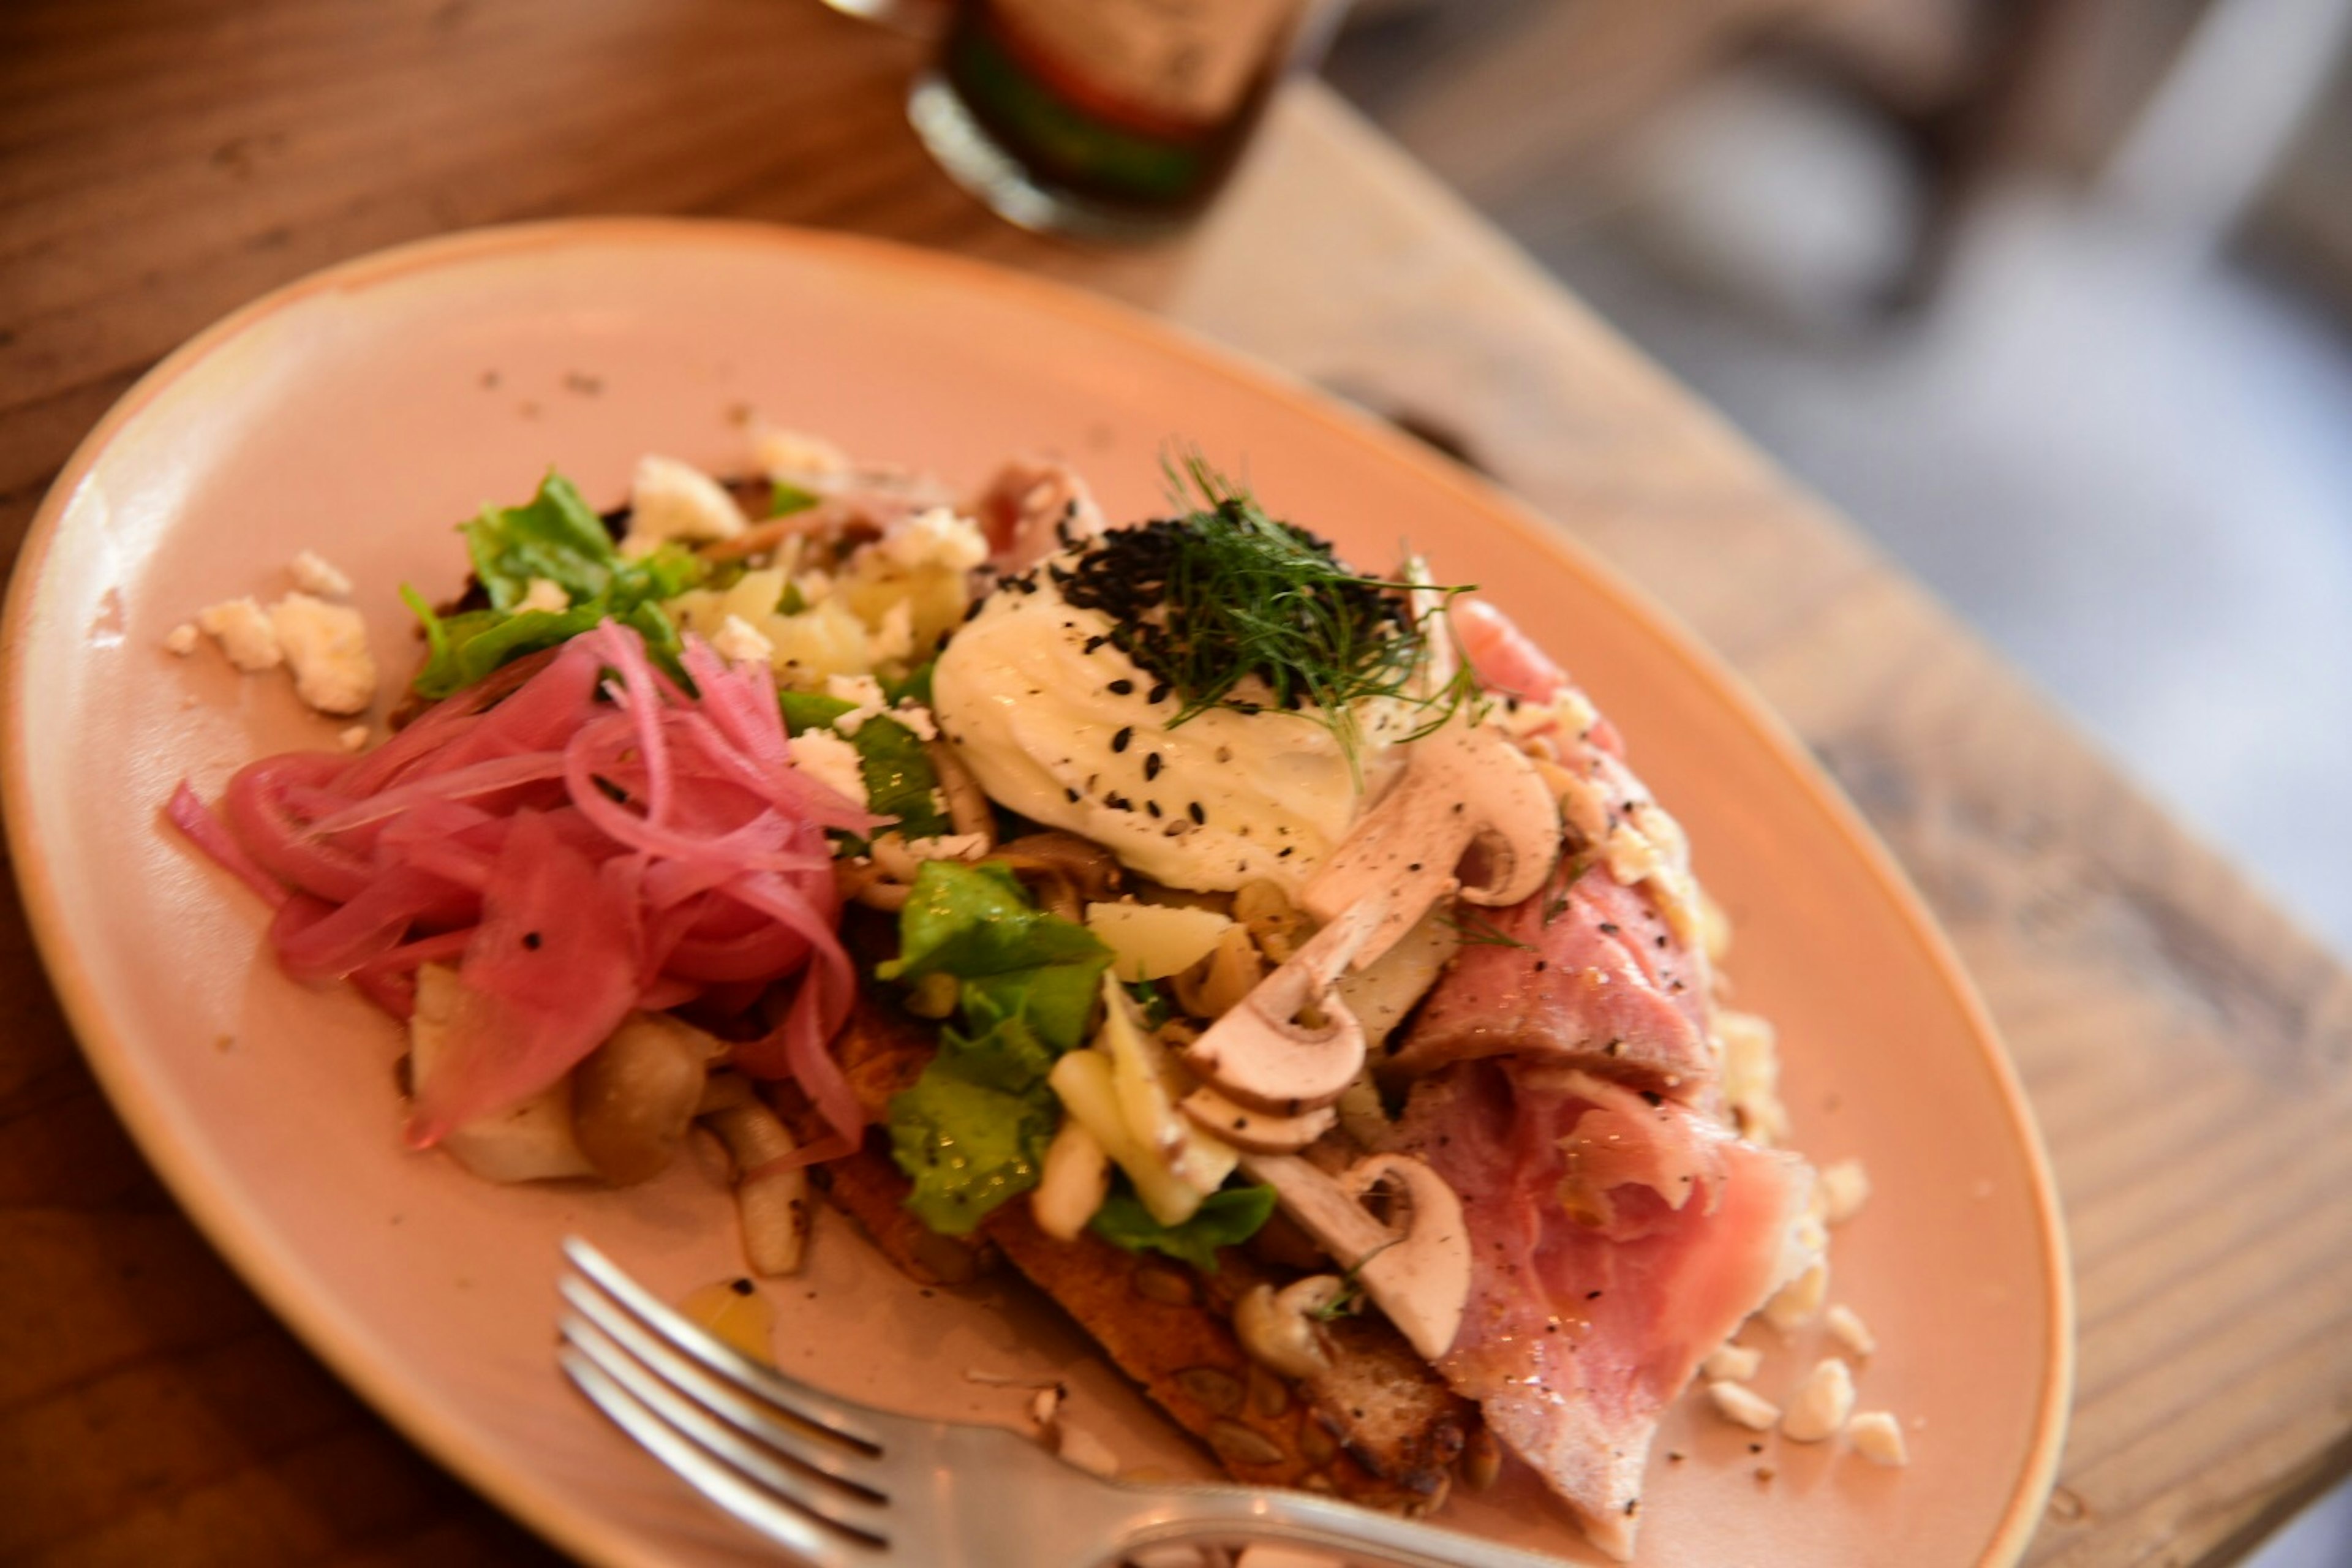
xmin=989 ymin=0 xmax=1303 ymax=130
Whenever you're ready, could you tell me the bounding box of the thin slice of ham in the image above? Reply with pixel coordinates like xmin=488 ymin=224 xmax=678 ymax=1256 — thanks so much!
xmin=1391 ymin=854 xmax=1716 ymax=1095
xmin=1395 ymin=1061 xmax=1811 ymax=1560
xmin=968 ymin=456 xmax=1106 ymax=571
xmin=167 ymin=621 xmax=883 ymax=1155
xmin=1398 ymin=596 xmax=1717 ymax=1097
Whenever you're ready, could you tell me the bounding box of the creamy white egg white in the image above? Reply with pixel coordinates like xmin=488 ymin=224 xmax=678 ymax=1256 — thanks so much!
xmin=930 ymin=562 xmax=1419 ymax=894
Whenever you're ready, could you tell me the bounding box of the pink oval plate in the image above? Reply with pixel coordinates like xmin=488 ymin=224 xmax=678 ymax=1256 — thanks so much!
xmin=1 ymin=221 xmax=2068 ymax=1567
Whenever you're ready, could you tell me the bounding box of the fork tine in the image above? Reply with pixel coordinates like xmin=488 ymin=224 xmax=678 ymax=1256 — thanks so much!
xmin=562 ymin=1235 xmax=889 ymax=1450
xmin=561 ymin=1310 xmax=896 ymax=1545
xmin=560 ymin=1345 xmax=867 ymax=1568
xmin=559 ymin=1278 xmax=888 ymax=1493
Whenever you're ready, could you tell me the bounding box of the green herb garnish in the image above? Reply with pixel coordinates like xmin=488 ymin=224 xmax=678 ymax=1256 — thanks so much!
xmin=1052 ymin=458 xmax=1479 ymax=761
xmin=1440 ymin=907 xmax=1536 ymax=951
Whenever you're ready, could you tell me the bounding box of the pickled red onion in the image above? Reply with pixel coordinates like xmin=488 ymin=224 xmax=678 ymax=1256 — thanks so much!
xmin=167 ymin=622 xmax=883 ymax=1154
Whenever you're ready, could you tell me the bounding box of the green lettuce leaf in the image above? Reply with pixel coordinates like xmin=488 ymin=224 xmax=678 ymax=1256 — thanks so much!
xmin=1088 ymin=1183 xmax=1278 ymax=1272
xmin=886 ymin=1063 xmax=1058 ymax=1237
xmin=403 ymin=470 xmax=706 ymax=699
xmin=879 ymin=862 xmax=1107 ymax=1022
xmin=778 ymin=693 xmax=949 ymax=842
xmin=883 ymin=862 xmax=1112 ymax=1233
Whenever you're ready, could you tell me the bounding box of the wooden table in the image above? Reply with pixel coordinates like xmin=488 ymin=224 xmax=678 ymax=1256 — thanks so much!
xmin=4 ymin=3 xmax=2348 ymax=1564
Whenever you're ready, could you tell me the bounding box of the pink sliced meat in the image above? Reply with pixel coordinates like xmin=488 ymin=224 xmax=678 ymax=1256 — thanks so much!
xmin=968 ymin=456 xmax=1106 ymax=571
xmin=1392 ymin=856 xmax=1715 ymax=1095
xmin=1396 ymin=1061 xmax=1809 ymax=1560
xmin=1400 ymin=595 xmax=1713 ymax=1095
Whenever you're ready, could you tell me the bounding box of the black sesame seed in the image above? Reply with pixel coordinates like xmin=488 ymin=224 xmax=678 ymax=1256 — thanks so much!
xmin=1112 ymin=726 xmax=1133 ymax=753
xmin=1144 ymin=752 xmax=1163 ymax=781
xmin=1188 ymin=801 xmax=1205 ymax=825
xmin=1108 ymin=678 xmax=1134 ymax=695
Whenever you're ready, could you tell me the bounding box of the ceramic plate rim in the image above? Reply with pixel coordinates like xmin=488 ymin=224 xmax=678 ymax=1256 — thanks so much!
xmin=0 ymin=216 xmax=2072 ymax=1567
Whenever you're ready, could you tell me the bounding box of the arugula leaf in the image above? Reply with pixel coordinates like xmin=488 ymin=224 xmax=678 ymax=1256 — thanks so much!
xmin=883 ymin=863 xmax=1112 ymax=1234
xmin=1088 ymin=1182 xmax=1278 ymax=1272
xmin=881 ymin=659 xmax=936 ymax=708
xmin=769 ymin=480 xmax=820 ymax=518
xmin=403 ymin=470 xmax=707 ymax=699
xmin=778 ymin=693 xmax=949 ymax=842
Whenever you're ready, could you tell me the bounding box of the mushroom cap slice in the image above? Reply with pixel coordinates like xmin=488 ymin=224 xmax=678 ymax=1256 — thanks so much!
xmin=1303 ymin=715 xmax=1559 ymax=960
xmin=1240 ymin=1150 xmax=1473 ymax=1363
xmin=1178 ymin=891 xmax=1390 ymax=1114
xmin=1178 ymin=1084 xmax=1338 ymax=1153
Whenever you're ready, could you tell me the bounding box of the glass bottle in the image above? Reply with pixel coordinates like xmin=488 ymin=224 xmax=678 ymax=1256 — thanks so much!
xmin=909 ymin=0 xmax=1343 ymax=240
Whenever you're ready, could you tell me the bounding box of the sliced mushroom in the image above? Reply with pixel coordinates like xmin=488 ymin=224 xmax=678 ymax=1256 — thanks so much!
xmin=1233 ymin=1274 xmax=1347 ymax=1379
xmin=1178 ymin=1083 xmax=1338 ymax=1154
xmin=1302 ymin=712 xmax=1561 ymax=964
xmin=1178 ymin=890 xmax=1392 ymax=1115
xmin=703 ymin=1095 xmax=811 ymax=1276
xmin=927 ymin=738 xmax=996 ymax=843
xmin=989 ymin=829 xmax=1121 ymax=922
xmin=1241 ymin=1150 xmax=1472 ymax=1363
xmin=572 ymin=1013 xmax=722 ymax=1186
xmin=1170 ymin=922 xmax=1266 ymax=1019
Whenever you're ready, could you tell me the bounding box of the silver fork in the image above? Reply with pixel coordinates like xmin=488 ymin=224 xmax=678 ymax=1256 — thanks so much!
xmin=556 ymin=1237 xmax=1574 ymax=1568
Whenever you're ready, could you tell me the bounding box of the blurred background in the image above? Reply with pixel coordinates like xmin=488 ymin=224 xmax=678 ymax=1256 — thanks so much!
xmin=1318 ymin=6 xmax=2352 ymax=1559
xmin=1321 ymin=0 xmax=2352 ymax=981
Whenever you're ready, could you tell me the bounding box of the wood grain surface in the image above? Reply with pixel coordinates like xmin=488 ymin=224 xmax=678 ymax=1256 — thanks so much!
xmin=3 ymin=2 xmax=2348 ymax=1564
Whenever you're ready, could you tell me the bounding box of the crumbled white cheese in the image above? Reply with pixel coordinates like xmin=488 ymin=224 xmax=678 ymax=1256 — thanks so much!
xmin=196 ymin=597 xmax=283 ymax=671
xmin=1781 ymin=1358 xmax=1856 ymax=1443
xmin=288 ymin=549 xmax=353 ymax=599
xmin=1602 ymin=822 xmax=1662 ymax=884
xmin=892 ymin=703 xmax=938 ymax=741
xmin=1716 ymin=1008 xmax=1790 ymax=1146
xmin=753 ymin=427 xmax=851 ymax=484
xmin=268 ymin=592 xmax=378 ymax=714
xmin=1500 ymin=687 xmax=1600 ymax=742
xmin=337 ymin=725 xmax=369 ymax=753
xmin=1055 ymin=1422 xmax=1118 ymax=1477
xmin=1707 ymin=1381 xmax=1781 ymax=1430
xmin=794 ymin=567 xmax=834 ymax=605
xmin=1765 ymin=1258 xmax=1829 ymax=1333
xmin=1849 ymin=1410 xmax=1909 ymax=1466
xmin=711 ymin=614 xmax=776 ymax=668
xmin=1826 ymin=1303 xmax=1877 ymax=1359
xmin=825 ymin=673 xmax=888 ymax=709
xmin=516 ymin=576 xmax=570 ymax=615
xmin=824 ymin=674 xmax=889 ymax=736
xmin=790 ymin=729 xmax=866 ymax=806
xmin=622 ymin=454 xmax=747 ymax=557
xmin=1028 ymin=1384 xmax=1063 ymax=1431
xmin=872 ymin=598 xmax=915 ymax=662
xmin=875 ymin=506 xmax=990 ymax=573
xmin=164 ymin=622 xmax=200 ymax=657
xmin=1702 ymin=1342 xmax=1763 ymax=1383
xmin=1822 ymin=1158 xmax=1872 ymax=1225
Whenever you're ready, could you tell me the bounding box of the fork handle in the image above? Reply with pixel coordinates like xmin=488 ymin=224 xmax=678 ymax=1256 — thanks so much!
xmin=1105 ymin=1483 xmax=1580 ymax=1568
